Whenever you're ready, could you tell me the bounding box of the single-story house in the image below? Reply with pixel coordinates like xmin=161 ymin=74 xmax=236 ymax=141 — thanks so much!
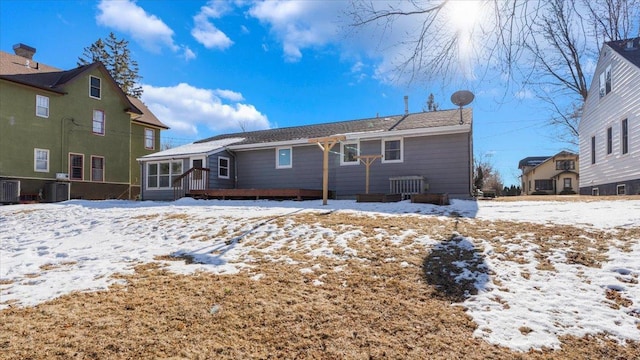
xmin=138 ymin=108 xmax=474 ymax=201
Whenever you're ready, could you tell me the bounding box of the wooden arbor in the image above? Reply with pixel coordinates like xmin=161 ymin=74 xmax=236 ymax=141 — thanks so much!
xmin=308 ymin=135 xmax=346 ymax=205
xmin=355 ymin=154 xmax=383 ymax=194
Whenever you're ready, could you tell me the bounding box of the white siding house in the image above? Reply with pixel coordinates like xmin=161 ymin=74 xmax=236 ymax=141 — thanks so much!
xmin=578 ymin=37 xmax=640 ymax=195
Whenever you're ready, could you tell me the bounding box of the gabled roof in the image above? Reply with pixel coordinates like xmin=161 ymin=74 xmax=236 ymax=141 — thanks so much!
xmin=519 ymin=151 xmax=578 ymax=174
xmin=127 ymin=96 xmax=169 ymax=129
xmin=139 ymin=137 xmax=245 ymax=161
xmin=0 ymin=50 xmax=142 ymax=115
xmin=606 ymin=37 xmax=640 ymax=68
xmin=197 ymin=108 xmax=471 ymax=146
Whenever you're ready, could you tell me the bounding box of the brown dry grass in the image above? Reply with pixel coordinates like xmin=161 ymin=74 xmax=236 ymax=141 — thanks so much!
xmin=1 ymin=211 xmax=638 ymax=359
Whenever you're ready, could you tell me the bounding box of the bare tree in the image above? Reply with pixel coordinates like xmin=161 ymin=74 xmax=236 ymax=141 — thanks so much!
xmin=346 ymin=0 xmax=640 ymax=144
xmin=474 ymin=153 xmax=503 ymax=194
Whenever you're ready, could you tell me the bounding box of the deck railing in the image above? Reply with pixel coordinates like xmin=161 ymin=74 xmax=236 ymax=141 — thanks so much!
xmin=389 ymin=176 xmax=427 ymax=199
xmin=172 ymin=167 xmax=211 ymax=200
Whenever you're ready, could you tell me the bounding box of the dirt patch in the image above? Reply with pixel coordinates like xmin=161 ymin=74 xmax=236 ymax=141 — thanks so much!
xmin=1 ymin=211 xmax=638 ymax=359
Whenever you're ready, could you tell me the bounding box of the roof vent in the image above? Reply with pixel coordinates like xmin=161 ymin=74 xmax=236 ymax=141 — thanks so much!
xmin=13 ymin=43 xmax=36 ymax=60
xmin=625 ymin=40 xmax=637 ymax=51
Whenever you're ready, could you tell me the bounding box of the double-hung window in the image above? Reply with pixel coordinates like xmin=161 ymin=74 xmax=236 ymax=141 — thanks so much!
xmin=147 ymin=161 xmax=182 ymax=189
xmin=36 ymin=95 xmax=49 ymax=118
xmin=622 ymin=119 xmax=628 ymax=154
xmin=276 ymin=147 xmax=292 ymax=169
xmin=90 ymin=76 xmax=101 ymax=99
xmin=91 ymin=156 xmax=104 ymax=182
xmin=34 ymin=148 xmax=49 ymax=172
xmin=69 ymin=154 xmax=84 ymax=180
xmin=144 ymin=128 xmax=154 ymax=150
xmin=218 ymin=157 xmax=230 ymax=179
xmin=93 ymin=110 xmax=105 ymax=135
xmin=341 ymin=141 xmax=359 ymax=165
xmin=382 ymin=138 xmax=403 ymax=163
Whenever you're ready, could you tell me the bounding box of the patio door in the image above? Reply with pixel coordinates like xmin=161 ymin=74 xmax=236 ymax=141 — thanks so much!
xmin=190 ymin=157 xmax=206 ymax=190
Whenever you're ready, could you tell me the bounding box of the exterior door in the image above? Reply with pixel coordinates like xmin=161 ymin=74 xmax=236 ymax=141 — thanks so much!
xmin=190 ymin=157 xmax=206 ymax=190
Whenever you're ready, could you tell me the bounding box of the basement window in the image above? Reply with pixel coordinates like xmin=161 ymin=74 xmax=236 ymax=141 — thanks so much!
xmin=617 ymin=184 xmax=626 ymax=195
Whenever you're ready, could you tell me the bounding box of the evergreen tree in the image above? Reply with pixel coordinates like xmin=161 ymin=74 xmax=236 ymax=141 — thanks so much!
xmin=78 ymin=32 xmax=143 ymax=98
xmin=424 ymin=93 xmax=439 ymax=112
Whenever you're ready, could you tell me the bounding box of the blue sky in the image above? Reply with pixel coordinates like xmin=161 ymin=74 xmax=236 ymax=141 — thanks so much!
xmin=0 ymin=0 xmax=585 ymax=186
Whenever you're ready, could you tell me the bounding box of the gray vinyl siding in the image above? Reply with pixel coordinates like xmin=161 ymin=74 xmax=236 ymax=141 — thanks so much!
xmin=235 ymin=145 xmax=334 ymax=190
xmin=234 ymin=132 xmax=471 ymax=198
xmin=579 ymin=44 xmax=640 ymax=193
xmin=334 ymin=134 xmax=471 ymax=197
xmin=140 ymin=158 xmax=188 ymax=201
xmin=208 ymin=150 xmax=235 ymax=189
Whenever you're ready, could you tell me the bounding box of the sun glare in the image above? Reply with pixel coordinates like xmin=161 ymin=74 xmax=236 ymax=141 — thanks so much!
xmin=444 ymin=0 xmax=487 ymax=79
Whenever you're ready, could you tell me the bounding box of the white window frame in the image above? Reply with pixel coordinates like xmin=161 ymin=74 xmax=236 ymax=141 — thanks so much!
xmin=592 ymin=188 xmax=599 ymax=196
xmin=381 ymin=138 xmax=403 ymax=163
xmin=340 ymin=141 xmax=360 ymax=166
xmin=276 ymin=146 xmax=292 ymax=169
xmin=218 ymin=156 xmax=230 ymax=179
xmin=93 ymin=109 xmax=105 ymax=135
xmin=617 ymin=184 xmax=626 ymax=195
xmin=89 ymin=75 xmax=101 ymax=99
xmin=146 ymin=160 xmax=183 ymax=190
xmin=34 ymin=148 xmax=49 ymax=172
xmin=144 ymin=128 xmax=155 ymax=150
xmin=91 ymin=155 xmax=105 ymax=182
xmin=599 ymin=64 xmax=611 ymax=98
xmin=36 ymin=95 xmax=49 ymax=118
xmin=621 ymin=118 xmax=628 ymax=155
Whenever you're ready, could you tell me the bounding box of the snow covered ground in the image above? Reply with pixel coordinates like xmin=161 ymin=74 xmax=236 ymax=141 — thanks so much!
xmin=1 ymin=198 xmax=639 ymax=351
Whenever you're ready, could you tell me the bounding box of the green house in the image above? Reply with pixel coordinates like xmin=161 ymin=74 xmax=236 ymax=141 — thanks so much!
xmin=0 ymin=44 xmax=168 ymax=201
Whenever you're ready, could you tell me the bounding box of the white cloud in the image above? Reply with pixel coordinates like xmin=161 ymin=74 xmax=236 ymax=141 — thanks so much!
xmin=141 ymin=83 xmax=270 ymax=136
xmin=248 ymin=1 xmax=343 ymax=62
xmin=96 ymin=0 xmax=177 ymax=52
xmin=182 ymin=46 xmax=196 ymax=61
xmin=191 ymin=1 xmax=234 ymax=50
xmin=514 ymin=88 xmax=535 ymax=99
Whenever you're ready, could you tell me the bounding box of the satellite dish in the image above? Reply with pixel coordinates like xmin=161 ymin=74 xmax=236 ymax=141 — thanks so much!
xmin=450 ymin=90 xmax=475 ymax=124
xmin=450 ymin=90 xmax=475 ymax=107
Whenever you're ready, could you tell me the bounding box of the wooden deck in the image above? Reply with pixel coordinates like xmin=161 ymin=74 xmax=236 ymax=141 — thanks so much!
xmin=187 ymin=188 xmax=328 ymax=201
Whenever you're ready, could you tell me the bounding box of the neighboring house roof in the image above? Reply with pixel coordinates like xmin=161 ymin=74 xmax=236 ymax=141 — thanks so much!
xmin=0 ymin=50 xmax=60 ymax=74
xmin=518 ymin=156 xmax=550 ymax=169
xmin=519 ymin=151 xmax=578 ymax=175
xmin=127 ymin=96 xmax=169 ymax=129
xmin=0 ymin=50 xmax=142 ymax=115
xmin=606 ymin=37 xmax=640 ymax=68
xmin=197 ymin=108 xmax=472 ymax=147
xmin=138 ymin=137 xmax=246 ymax=161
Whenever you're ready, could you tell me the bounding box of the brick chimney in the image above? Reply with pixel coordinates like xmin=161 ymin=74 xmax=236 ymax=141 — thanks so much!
xmin=13 ymin=43 xmax=36 ymax=60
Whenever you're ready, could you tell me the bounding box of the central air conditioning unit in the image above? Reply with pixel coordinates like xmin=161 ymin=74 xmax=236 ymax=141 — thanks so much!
xmin=45 ymin=182 xmax=70 ymax=203
xmin=56 ymin=173 xmax=70 ymax=181
xmin=0 ymin=180 xmax=21 ymax=204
